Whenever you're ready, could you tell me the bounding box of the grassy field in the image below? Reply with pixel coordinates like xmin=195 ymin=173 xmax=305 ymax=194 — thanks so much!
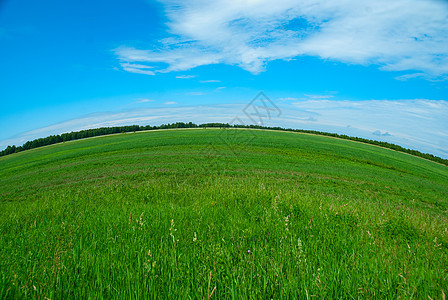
xmin=0 ymin=128 xmax=447 ymax=299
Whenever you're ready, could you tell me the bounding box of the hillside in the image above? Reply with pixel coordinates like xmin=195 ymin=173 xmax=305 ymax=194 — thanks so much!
xmin=0 ymin=128 xmax=447 ymax=298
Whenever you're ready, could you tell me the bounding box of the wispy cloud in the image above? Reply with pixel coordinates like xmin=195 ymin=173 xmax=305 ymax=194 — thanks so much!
xmin=282 ymin=98 xmax=448 ymax=157
xmin=200 ymin=80 xmax=221 ymax=83
xmin=395 ymin=73 xmax=429 ymax=81
xmin=115 ymin=0 xmax=448 ymax=78
xmin=136 ymin=98 xmax=154 ymax=103
xmin=120 ymin=62 xmax=155 ymax=75
xmin=164 ymin=101 xmax=177 ymax=105
xmin=176 ymin=75 xmax=197 ymax=79
xmin=395 ymin=72 xmax=448 ymax=82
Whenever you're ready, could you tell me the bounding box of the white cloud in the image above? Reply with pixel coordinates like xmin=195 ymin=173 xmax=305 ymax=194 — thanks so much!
xmin=395 ymin=72 xmax=448 ymax=82
xmin=136 ymin=98 xmax=154 ymax=103
xmin=120 ymin=62 xmax=155 ymax=75
xmin=164 ymin=101 xmax=177 ymax=105
xmin=115 ymin=0 xmax=448 ymax=78
xmin=395 ymin=73 xmax=428 ymax=81
xmin=176 ymin=75 xmax=197 ymax=79
xmin=284 ymin=98 xmax=448 ymax=156
xmin=200 ymin=80 xmax=221 ymax=83
xmin=121 ymin=63 xmax=153 ymax=69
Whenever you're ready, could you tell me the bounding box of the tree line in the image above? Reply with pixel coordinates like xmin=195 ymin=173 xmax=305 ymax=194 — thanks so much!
xmin=1 ymin=122 xmax=447 ymax=166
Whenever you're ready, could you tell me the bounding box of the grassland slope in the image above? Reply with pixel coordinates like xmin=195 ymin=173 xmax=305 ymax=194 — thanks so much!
xmin=0 ymin=128 xmax=447 ymax=299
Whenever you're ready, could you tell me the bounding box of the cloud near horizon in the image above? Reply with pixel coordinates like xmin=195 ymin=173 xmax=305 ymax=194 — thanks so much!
xmin=1 ymin=99 xmax=447 ymax=159
xmin=115 ymin=0 xmax=448 ymax=78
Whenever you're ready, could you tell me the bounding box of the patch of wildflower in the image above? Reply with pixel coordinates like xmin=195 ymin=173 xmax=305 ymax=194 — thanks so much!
xmin=272 ymin=195 xmax=279 ymax=215
xmin=193 ymin=232 xmax=197 ymax=242
xmin=285 ymin=215 xmax=290 ymax=231
xmin=367 ymin=230 xmax=376 ymax=245
xmin=143 ymin=249 xmax=156 ymax=275
xmin=169 ymin=219 xmax=179 ymax=244
xmin=291 ymin=237 xmax=307 ymax=271
xmin=133 ymin=212 xmax=145 ymax=231
xmin=314 ymin=266 xmax=324 ymax=293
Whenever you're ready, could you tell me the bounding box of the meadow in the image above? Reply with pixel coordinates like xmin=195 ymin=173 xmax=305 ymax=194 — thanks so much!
xmin=0 ymin=128 xmax=447 ymax=299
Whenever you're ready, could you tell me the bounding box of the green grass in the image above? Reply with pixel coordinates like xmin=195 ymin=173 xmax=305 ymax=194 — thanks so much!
xmin=0 ymin=128 xmax=447 ymax=299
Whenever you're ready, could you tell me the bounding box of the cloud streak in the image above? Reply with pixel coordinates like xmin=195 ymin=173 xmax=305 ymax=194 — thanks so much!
xmin=136 ymin=98 xmax=154 ymax=103
xmin=281 ymin=98 xmax=448 ymax=157
xmin=115 ymin=0 xmax=448 ymax=78
xmin=120 ymin=62 xmax=155 ymax=75
xmin=176 ymin=75 xmax=197 ymax=79
xmin=200 ymin=80 xmax=221 ymax=83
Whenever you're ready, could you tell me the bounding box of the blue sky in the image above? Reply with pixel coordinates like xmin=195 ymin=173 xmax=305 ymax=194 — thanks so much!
xmin=1 ymin=0 xmax=447 ymax=157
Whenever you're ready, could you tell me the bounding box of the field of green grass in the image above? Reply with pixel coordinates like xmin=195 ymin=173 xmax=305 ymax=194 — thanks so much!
xmin=1 ymin=128 xmax=447 ymax=299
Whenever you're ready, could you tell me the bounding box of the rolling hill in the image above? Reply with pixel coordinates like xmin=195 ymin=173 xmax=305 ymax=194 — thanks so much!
xmin=1 ymin=128 xmax=447 ymax=298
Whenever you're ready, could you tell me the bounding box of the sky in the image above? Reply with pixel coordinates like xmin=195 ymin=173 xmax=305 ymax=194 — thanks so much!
xmin=0 ymin=0 xmax=447 ymax=158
